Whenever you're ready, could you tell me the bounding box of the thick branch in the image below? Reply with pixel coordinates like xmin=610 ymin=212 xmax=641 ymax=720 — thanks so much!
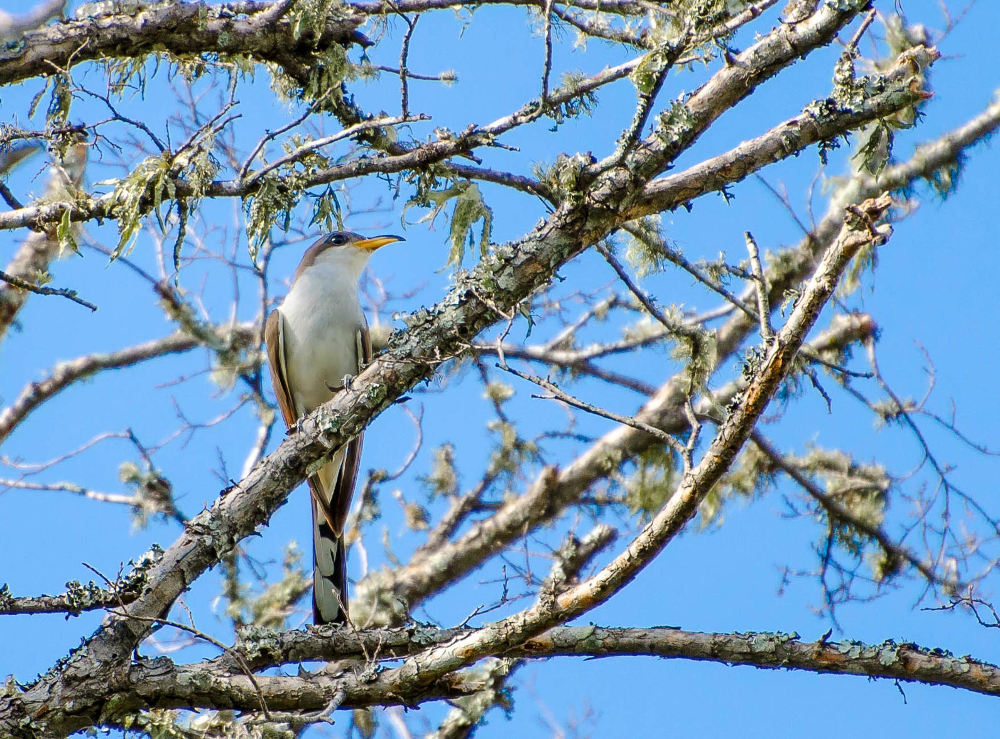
xmin=635 ymin=47 xmax=938 ymax=217
xmin=0 ymin=581 xmax=139 ymax=616
xmin=89 ymin=625 xmax=1000 ymax=714
xmin=0 ymin=1 xmax=365 ymax=87
xmin=0 ymin=0 xmax=64 ymax=41
xmin=521 ymin=627 xmax=1000 ymax=698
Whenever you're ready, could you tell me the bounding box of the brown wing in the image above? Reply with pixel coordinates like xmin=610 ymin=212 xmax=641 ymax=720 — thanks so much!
xmin=329 ymin=320 xmax=372 ymax=536
xmin=264 ymin=309 xmax=296 ymax=429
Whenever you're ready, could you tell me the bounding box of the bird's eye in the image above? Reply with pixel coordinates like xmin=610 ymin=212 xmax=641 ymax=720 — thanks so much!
xmin=329 ymin=234 xmax=347 ymax=246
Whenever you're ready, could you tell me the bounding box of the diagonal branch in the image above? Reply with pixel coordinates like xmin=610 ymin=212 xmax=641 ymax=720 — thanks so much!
xmin=634 ymin=47 xmax=939 ymax=217
xmin=548 ymin=195 xmax=893 ymax=619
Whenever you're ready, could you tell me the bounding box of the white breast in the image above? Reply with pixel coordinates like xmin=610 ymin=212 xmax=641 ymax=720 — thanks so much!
xmin=278 ymin=252 xmax=368 ymax=416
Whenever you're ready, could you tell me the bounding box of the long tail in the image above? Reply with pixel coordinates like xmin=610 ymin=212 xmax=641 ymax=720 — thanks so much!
xmin=312 ymin=492 xmax=348 ymax=624
xmin=311 ymin=456 xmax=349 ymax=625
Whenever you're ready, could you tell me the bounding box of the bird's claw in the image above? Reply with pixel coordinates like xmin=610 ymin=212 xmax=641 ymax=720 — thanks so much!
xmin=326 ymin=374 xmax=356 ymax=393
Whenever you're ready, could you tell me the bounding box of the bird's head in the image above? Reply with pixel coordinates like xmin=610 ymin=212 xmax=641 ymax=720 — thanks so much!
xmin=294 ymin=231 xmax=405 ymax=282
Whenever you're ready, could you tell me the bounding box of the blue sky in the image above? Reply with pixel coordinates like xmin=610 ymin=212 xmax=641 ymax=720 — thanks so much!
xmin=2 ymin=0 xmax=1000 ymax=736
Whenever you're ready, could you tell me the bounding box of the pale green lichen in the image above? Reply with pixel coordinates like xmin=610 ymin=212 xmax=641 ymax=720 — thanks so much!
xmin=484 ymin=381 xmax=515 ymax=404
xmin=403 ymin=178 xmax=493 ymax=266
xmin=236 ymin=624 xmax=284 ymax=662
xmin=624 ymin=446 xmax=676 ymax=521
xmin=532 ymin=153 xmax=593 ymax=205
xmin=421 ymin=444 xmax=458 ymax=497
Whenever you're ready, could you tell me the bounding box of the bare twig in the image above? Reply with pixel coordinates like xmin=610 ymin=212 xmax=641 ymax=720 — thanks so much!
xmin=0 ymin=268 xmax=97 ymax=312
xmin=498 ymin=361 xmax=686 ymax=454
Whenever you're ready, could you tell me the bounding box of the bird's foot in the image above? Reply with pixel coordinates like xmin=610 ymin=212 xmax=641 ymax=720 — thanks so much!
xmin=326 ymin=374 xmax=356 ymax=393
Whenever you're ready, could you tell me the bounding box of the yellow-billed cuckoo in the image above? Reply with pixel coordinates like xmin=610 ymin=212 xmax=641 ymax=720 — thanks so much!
xmin=265 ymin=231 xmax=404 ymax=624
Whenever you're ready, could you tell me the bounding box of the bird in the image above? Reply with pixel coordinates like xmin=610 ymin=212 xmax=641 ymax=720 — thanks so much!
xmin=264 ymin=231 xmax=404 ymax=624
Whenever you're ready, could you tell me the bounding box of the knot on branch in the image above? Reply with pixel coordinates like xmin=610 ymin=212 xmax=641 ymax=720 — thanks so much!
xmin=842 ymin=193 xmax=892 ymax=257
xmin=534 ymin=152 xmax=597 ymax=206
xmin=541 ymin=525 xmax=617 ymax=599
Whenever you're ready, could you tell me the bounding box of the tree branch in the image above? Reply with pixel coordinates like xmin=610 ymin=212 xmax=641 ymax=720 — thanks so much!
xmin=0 ymin=1 xmax=365 ymax=87
xmin=69 ymin=625 xmax=1000 ymax=716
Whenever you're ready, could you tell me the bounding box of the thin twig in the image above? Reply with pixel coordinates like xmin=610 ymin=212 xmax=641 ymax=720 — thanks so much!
xmin=398 ymin=15 xmax=419 ymax=117
xmin=594 ymin=242 xmax=697 ymax=339
xmin=0 ymin=180 xmax=25 ymax=210
xmin=244 ymin=115 xmax=427 ymax=185
xmin=0 ymin=268 xmax=97 ymax=311
xmin=541 ymin=0 xmax=555 ymax=102
xmin=498 ymin=361 xmax=686 ymax=454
